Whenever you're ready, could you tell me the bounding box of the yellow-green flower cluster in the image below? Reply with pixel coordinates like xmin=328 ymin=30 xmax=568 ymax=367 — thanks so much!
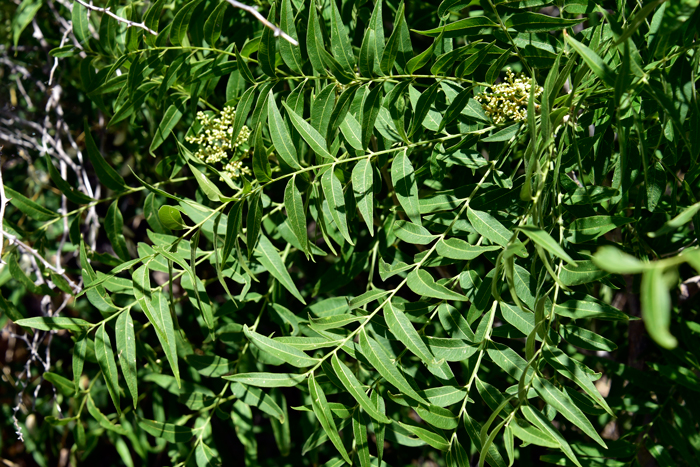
xmin=476 ymin=69 xmax=543 ymax=125
xmin=185 ymin=106 xmax=251 ymax=179
xmin=222 ymin=159 xmax=251 ymax=179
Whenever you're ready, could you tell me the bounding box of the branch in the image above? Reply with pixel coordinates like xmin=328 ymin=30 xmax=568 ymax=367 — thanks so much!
xmin=0 ymin=148 xmax=7 ymax=265
xmin=3 ymin=231 xmax=81 ymax=294
xmin=225 ymin=0 xmax=299 ymax=46
xmin=73 ymin=0 xmax=157 ymax=35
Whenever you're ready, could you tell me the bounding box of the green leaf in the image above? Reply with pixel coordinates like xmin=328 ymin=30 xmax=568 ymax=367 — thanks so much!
xmin=554 ymin=295 xmax=630 ymax=321
xmin=186 ymin=354 xmax=234 ymax=378
xmin=359 ymin=27 xmax=377 ymax=78
xmin=139 ymin=419 xmax=193 ymax=443
xmin=231 ymin=382 xmax=285 ymax=421
xmin=649 ymin=200 xmax=700 ymax=237
xmin=196 ymin=443 xmax=218 ymax=467
xmin=392 ymin=151 xmax=421 ymax=225
xmin=340 ymin=112 xmax=363 ymax=150
xmin=115 ymin=311 xmax=138 ymax=408
xmin=505 ymin=13 xmax=584 ymax=32
xmin=560 ymin=260 xmax=608 ymax=286
xmin=565 ymin=216 xmax=634 ymax=243
xmin=425 ymin=336 xmax=478 ymax=361
xmin=308 ymin=373 xmax=352 ymax=464
xmin=169 ymin=0 xmax=202 ymax=46
xmin=84 ymin=121 xmax=127 ymax=191
xmin=640 ymin=265 xmax=677 ymax=349
xmin=509 ymin=417 xmax=559 ymax=448
xmin=268 ymin=92 xmax=302 ymax=170
xmin=12 ymin=0 xmax=42 ymax=48
xmin=592 ymin=246 xmax=646 ymax=274
xmin=384 ymin=301 xmax=436 ymax=365
xmin=95 ymin=323 xmax=121 ymax=414
xmin=361 ymin=84 xmax=383 ymax=150
xmin=204 ymin=1 xmax=227 ymax=46
xmin=467 ymin=208 xmax=511 ymax=247
xmin=223 ymin=372 xmax=306 ymax=387
xmin=352 ymin=159 xmax=374 ymax=235
xmin=86 ymin=395 xmax=128 ymax=435
xmin=311 ymin=84 xmax=335 ymax=138
xmin=409 ymin=82 xmax=441 ymax=137
xmin=352 ymin=409 xmax=371 ymax=467
xmin=150 ymin=100 xmax=185 ymax=153
xmin=4 ymin=187 xmax=60 ymax=222
xmin=437 ymin=238 xmax=500 ymax=260
xmin=223 ymin=201 xmax=243 ymax=265
xmin=309 ymin=314 xmax=363 ymax=331
xmin=487 ymin=342 xmax=532 ymax=380
xmin=329 ymin=0 xmax=355 ymax=73
xmin=244 ymin=325 xmax=318 ymax=367
xmin=542 ymin=346 xmax=613 ymax=416
xmin=483 ymin=122 xmax=521 ymax=142
xmin=71 ymin=1 xmax=90 ymax=43
xmin=397 ymin=422 xmax=450 ymax=451
xmin=321 ymin=168 xmax=354 ymax=245
xmin=232 ymin=85 xmax=256 ymax=143
xmin=105 ymin=200 xmax=130 ymax=261
xmin=414 ymin=16 xmax=497 ymax=38
xmin=457 ymin=41 xmax=496 ymax=77
xmin=279 ymin=0 xmax=303 ymax=73
xmin=359 ymin=328 xmax=428 ymax=405
xmin=247 ymin=191 xmax=263 ymax=258
xmin=189 ymin=163 xmax=224 ymax=202
xmin=380 ymin=2 xmax=405 ymax=74
xmin=330 ymin=354 xmax=391 ymax=424
xmin=158 ymin=205 xmax=186 ymax=230
xmin=650 ymin=362 xmax=700 ymax=392
xmin=348 ymin=289 xmax=389 ymax=310
xmin=14 ymin=316 xmax=91 ymax=333
xmin=252 ymin=123 xmax=273 ymax=183
xmin=407 ymin=270 xmax=467 ymax=301
xmin=306 ymin=0 xmax=326 ymax=73
xmin=73 ymin=333 xmax=87 ymax=393
xmin=565 ymin=34 xmax=616 ymax=88
xmin=394 ymin=220 xmax=438 ymax=245
xmin=255 ymin=234 xmax=306 ymax=304
xmin=407 ymin=33 xmax=442 ymax=74
xmin=518 ymin=225 xmax=575 ymax=265
xmin=531 ymin=375 xmax=607 ymax=448
xmin=259 ymin=3 xmax=277 ymax=77
xmin=562 ymin=324 xmax=617 ymax=351
xmin=151 ymin=291 xmax=181 ymax=387
xmin=284 ymin=177 xmax=309 ymax=254
xmin=44 ymin=156 xmax=94 ymax=205
xmin=283 ymin=103 xmax=333 ymax=160
xmin=521 ymin=405 xmax=582 ymax=467
xmin=438 ymin=303 xmax=474 ymax=342
xmin=328 ymin=84 xmax=359 ymax=140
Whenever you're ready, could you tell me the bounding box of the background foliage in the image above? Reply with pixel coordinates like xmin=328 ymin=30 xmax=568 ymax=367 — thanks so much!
xmin=2 ymin=0 xmax=700 ymax=466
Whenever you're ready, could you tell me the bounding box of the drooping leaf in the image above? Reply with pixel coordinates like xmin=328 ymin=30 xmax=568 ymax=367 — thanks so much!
xmin=255 ymin=234 xmax=306 ymax=304
xmin=115 ymin=311 xmax=138 ymax=407
xmin=95 ymin=323 xmax=121 ymax=414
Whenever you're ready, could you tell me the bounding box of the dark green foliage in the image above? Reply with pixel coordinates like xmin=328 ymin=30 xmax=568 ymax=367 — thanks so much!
xmin=2 ymin=0 xmax=700 ymax=466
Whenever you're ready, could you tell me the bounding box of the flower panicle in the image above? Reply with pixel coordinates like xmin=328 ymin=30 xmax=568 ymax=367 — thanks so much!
xmin=476 ymin=69 xmax=543 ymax=125
xmin=185 ymin=106 xmax=251 ymax=180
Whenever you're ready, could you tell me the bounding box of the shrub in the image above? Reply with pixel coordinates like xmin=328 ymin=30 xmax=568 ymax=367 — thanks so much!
xmin=2 ymin=0 xmax=700 ymax=466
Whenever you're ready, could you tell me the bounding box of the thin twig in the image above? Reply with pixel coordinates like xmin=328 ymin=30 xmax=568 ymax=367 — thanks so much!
xmin=3 ymin=233 xmax=81 ymax=293
xmin=225 ymin=0 xmax=299 ymax=46
xmin=0 ymin=148 xmax=7 ymax=264
xmin=73 ymin=0 xmax=157 ymax=35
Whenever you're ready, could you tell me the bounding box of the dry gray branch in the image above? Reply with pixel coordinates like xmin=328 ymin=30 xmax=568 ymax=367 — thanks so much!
xmin=74 ymin=0 xmax=158 ymax=35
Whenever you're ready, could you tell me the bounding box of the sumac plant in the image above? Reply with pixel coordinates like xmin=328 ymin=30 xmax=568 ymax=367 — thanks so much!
xmin=2 ymin=0 xmax=700 ymax=465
